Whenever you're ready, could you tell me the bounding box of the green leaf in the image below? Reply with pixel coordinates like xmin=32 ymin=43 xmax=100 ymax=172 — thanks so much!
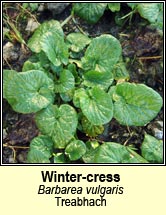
xmin=95 ymin=142 xmax=129 ymax=163
xmin=22 ymin=3 xmax=29 ymax=9
xmin=73 ymin=88 xmax=85 ymax=108
xmin=22 ymin=60 xmax=45 ymax=72
xmin=50 ymin=64 xmax=63 ymax=76
xmin=54 ymin=69 xmax=75 ymax=93
xmin=81 ymin=116 xmax=104 ymax=137
xmin=82 ymin=147 xmax=99 ymax=163
xmin=82 ymin=141 xmax=100 ymax=163
xmin=60 ymin=89 xmax=75 ymax=102
xmin=75 ymin=87 xmax=113 ymax=125
xmin=82 ymin=34 xmax=122 ymax=73
xmin=108 ymin=3 xmax=120 ymax=12
xmin=85 ymin=140 xmax=100 ymax=150
xmin=95 ymin=142 xmax=148 ymax=163
xmin=127 ymin=3 xmax=137 ymax=10
xmin=141 ymin=134 xmax=163 ymax=163
xmin=127 ymin=3 xmax=163 ymax=31
xmin=35 ymin=104 xmax=78 ymax=149
xmin=29 ymin=3 xmax=38 ymax=12
xmin=66 ymin=32 xmax=91 ymax=52
xmin=37 ymin=51 xmax=50 ymax=67
xmin=112 ymin=62 xmax=130 ymax=81
xmin=112 ymin=82 xmax=163 ymax=126
xmin=83 ymin=70 xmax=114 ymax=90
xmin=65 ymin=139 xmax=86 ymax=160
xmin=27 ymin=135 xmax=53 ymax=163
xmin=28 ymin=20 xmax=64 ymax=53
xmin=3 ymin=69 xmax=17 ymax=99
xmin=22 ymin=59 xmax=53 ymax=79
xmin=126 ymin=147 xmax=149 ymax=163
xmin=150 ymin=3 xmax=163 ymax=32
xmin=3 ymin=70 xmax=54 ymax=113
xmin=73 ymin=3 xmax=107 ymax=24
xmin=54 ymin=153 xmax=66 ymax=163
xmin=137 ymin=3 xmax=160 ymax=23
xmin=67 ymin=63 xmax=81 ymax=85
xmin=40 ymin=32 xmax=68 ymax=66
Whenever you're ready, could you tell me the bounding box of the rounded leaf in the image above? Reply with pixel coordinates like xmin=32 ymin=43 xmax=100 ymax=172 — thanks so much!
xmin=22 ymin=61 xmax=45 ymax=72
xmin=83 ymin=70 xmax=114 ymax=90
xmin=137 ymin=3 xmax=160 ymax=23
xmin=73 ymin=3 xmax=107 ymax=24
xmin=3 ymin=70 xmax=55 ymax=113
xmin=108 ymin=3 xmax=120 ymax=12
xmin=82 ymin=34 xmax=122 ymax=72
xmin=141 ymin=134 xmax=163 ymax=163
xmin=65 ymin=140 xmax=86 ymax=160
xmin=112 ymin=82 xmax=163 ymax=126
xmin=3 ymin=69 xmax=17 ymax=99
xmin=27 ymin=135 xmax=53 ymax=163
xmin=28 ymin=20 xmax=64 ymax=53
xmin=40 ymin=32 xmax=69 ymax=66
xmin=77 ymin=87 xmax=113 ymax=125
xmin=95 ymin=142 xmax=147 ymax=163
xmin=95 ymin=142 xmax=130 ymax=163
xmin=66 ymin=32 xmax=91 ymax=52
xmin=35 ymin=104 xmax=78 ymax=148
xmin=54 ymin=69 xmax=75 ymax=93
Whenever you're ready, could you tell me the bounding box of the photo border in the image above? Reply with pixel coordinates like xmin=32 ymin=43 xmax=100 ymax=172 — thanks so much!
xmin=1 ymin=0 xmax=165 ymax=166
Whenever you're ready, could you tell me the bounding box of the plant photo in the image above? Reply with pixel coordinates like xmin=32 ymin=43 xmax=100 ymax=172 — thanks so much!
xmin=2 ymin=2 xmax=164 ymax=164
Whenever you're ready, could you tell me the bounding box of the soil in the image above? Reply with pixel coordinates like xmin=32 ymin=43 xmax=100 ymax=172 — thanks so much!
xmin=2 ymin=3 xmax=163 ymax=164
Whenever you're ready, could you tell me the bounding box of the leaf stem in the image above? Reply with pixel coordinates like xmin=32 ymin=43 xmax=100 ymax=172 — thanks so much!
xmin=119 ymin=10 xmax=135 ymax=20
xmin=72 ymin=17 xmax=87 ymax=35
xmin=137 ymin=56 xmax=162 ymax=60
xmin=3 ymin=143 xmax=29 ymax=149
xmin=3 ymin=144 xmax=16 ymax=161
xmin=61 ymin=14 xmax=73 ymax=27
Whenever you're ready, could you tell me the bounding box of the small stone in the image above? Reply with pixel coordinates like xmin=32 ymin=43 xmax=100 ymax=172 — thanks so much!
xmin=38 ymin=3 xmax=45 ymax=12
xmin=8 ymin=155 xmax=17 ymax=163
xmin=155 ymin=121 xmax=163 ymax=129
xmin=3 ymin=42 xmax=19 ymax=61
xmin=3 ymin=129 xmax=8 ymax=139
xmin=47 ymin=3 xmax=70 ymax=15
xmin=17 ymin=151 xmax=28 ymax=163
xmin=152 ymin=127 xmax=163 ymax=140
xmin=25 ymin=18 xmax=40 ymax=32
